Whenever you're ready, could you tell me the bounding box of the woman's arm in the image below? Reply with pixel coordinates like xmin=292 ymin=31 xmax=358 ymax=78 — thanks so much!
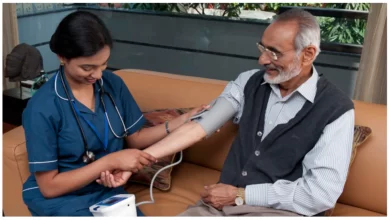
xmin=96 ymin=121 xmax=207 ymax=188
xmin=35 ymin=149 xmax=155 ymax=198
xmin=35 ymin=156 xmax=114 ymax=198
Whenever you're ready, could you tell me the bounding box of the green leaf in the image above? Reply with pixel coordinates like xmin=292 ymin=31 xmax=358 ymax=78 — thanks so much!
xmin=346 ymin=28 xmax=352 ymax=37
xmin=330 ymin=35 xmax=338 ymax=42
xmin=329 ymin=24 xmax=340 ymax=37
xmin=338 ymin=33 xmax=344 ymax=42
xmin=359 ymin=30 xmax=365 ymax=37
xmin=352 ymin=26 xmax=360 ymax=33
xmin=346 ymin=29 xmax=353 ymax=42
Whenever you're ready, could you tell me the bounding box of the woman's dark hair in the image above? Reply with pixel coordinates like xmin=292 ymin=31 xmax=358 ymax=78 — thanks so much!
xmin=50 ymin=11 xmax=112 ymax=59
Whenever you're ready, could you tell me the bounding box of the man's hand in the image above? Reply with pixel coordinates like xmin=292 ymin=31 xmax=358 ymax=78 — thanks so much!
xmin=96 ymin=170 xmax=132 ymax=188
xmin=200 ymin=183 xmax=238 ymax=210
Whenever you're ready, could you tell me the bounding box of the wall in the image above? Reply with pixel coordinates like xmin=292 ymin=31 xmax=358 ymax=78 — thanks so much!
xmin=16 ymin=7 xmax=362 ymax=97
xmin=17 ymin=9 xmax=76 ymax=73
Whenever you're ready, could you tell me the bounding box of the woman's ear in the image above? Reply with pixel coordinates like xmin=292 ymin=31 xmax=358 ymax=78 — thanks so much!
xmin=302 ymin=46 xmax=317 ymax=66
xmin=57 ymin=55 xmax=66 ymax=65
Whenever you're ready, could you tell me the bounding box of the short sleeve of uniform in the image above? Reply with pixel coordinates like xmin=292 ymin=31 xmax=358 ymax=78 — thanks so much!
xmin=118 ymin=79 xmax=146 ymax=135
xmin=22 ymin=105 xmax=59 ymax=173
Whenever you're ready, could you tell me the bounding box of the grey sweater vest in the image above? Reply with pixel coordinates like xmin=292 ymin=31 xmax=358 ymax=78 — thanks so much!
xmin=219 ymin=70 xmax=354 ymax=188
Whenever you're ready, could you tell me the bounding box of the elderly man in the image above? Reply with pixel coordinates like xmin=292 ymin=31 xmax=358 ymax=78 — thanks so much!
xmin=98 ymin=8 xmax=354 ymax=217
xmin=177 ymin=8 xmax=353 ymax=216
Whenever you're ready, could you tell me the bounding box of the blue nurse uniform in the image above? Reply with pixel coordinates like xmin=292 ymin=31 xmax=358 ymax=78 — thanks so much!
xmin=22 ymin=70 xmax=146 ymax=216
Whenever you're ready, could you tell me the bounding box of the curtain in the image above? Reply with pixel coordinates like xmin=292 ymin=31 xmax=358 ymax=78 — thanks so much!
xmin=3 ymin=3 xmax=20 ymax=91
xmin=353 ymin=3 xmax=387 ymax=105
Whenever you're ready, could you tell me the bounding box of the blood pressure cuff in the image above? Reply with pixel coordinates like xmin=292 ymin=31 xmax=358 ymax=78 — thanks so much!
xmin=190 ymin=97 xmax=238 ymax=137
xmin=219 ymin=80 xmax=245 ymax=124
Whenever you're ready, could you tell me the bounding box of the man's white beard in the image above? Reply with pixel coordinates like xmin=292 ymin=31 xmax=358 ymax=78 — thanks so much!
xmin=264 ymin=58 xmax=302 ymax=84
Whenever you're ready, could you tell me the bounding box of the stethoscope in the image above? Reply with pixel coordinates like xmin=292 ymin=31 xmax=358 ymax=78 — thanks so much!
xmin=58 ymin=65 xmax=129 ymax=164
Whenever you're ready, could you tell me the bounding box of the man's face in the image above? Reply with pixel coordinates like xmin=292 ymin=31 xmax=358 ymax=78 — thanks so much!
xmin=258 ymin=21 xmax=303 ymax=84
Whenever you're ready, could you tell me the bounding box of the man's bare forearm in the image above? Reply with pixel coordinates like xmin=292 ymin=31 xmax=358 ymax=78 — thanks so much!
xmin=143 ymin=121 xmax=206 ymax=159
xmin=126 ymin=114 xmax=188 ymax=150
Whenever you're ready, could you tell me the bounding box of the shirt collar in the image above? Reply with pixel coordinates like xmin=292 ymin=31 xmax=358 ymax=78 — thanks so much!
xmin=55 ymin=71 xmax=104 ymax=101
xmin=260 ymin=66 xmax=319 ymax=103
xmin=296 ymin=66 xmax=318 ymax=103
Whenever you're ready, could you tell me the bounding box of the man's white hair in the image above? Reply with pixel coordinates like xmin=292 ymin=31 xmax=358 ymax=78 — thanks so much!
xmin=274 ymin=8 xmax=321 ymax=59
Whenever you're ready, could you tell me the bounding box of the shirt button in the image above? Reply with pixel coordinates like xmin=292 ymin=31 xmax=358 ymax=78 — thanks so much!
xmin=255 ymin=150 xmax=260 ymax=156
xmin=242 ymin=171 xmax=247 ymax=176
xmin=257 ymin=131 xmax=263 ymax=137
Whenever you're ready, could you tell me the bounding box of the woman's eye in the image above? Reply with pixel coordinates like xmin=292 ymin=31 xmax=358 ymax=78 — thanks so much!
xmin=82 ymin=67 xmax=92 ymax=71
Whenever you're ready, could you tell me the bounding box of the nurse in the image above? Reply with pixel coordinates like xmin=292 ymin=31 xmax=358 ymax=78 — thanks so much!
xmin=21 ymin=11 xmax=204 ymax=216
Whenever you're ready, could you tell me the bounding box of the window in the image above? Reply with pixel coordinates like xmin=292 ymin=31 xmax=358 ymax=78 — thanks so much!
xmin=92 ymin=3 xmax=370 ymax=46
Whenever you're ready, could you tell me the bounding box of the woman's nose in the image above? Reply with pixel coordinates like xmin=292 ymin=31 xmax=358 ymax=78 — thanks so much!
xmin=90 ymin=70 xmax=102 ymax=79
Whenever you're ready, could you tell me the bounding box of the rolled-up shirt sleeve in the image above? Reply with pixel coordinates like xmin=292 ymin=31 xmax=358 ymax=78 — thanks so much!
xmin=218 ymin=69 xmax=260 ymax=124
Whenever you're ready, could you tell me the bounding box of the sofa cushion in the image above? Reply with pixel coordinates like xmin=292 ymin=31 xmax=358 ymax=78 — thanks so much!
xmin=350 ymin=125 xmax=372 ymax=165
xmin=3 ymin=126 xmax=31 ymax=216
xmin=332 ymin=203 xmax=385 ymax=216
xmin=129 ymin=162 xmax=221 ymax=216
xmin=128 ymin=108 xmax=193 ymax=191
xmin=129 ymin=163 xmax=385 ymax=217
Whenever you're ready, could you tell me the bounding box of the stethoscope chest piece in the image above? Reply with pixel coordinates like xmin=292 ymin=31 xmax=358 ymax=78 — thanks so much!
xmin=83 ymin=151 xmax=96 ymax=164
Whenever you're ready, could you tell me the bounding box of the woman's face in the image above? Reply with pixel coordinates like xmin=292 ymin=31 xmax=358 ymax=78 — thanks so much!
xmin=60 ymin=45 xmax=110 ymax=85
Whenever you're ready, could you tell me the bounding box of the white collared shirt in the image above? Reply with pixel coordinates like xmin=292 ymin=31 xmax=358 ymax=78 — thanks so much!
xmin=261 ymin=68 xmax=318 ymax=140
xmin=218 ymin=67 xmax=355 ymax=216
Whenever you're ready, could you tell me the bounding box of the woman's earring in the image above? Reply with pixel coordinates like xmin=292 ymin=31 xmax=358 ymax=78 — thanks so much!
xmin=60 ymin=61 xmax=64 ymax=66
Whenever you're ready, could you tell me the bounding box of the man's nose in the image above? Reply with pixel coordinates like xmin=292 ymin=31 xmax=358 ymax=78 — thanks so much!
xmin=258 ymin=53 xmax=271 ymax=66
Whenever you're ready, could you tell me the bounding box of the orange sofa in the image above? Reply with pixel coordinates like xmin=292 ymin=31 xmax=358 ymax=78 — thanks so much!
xmin=3 ymin=69 xmax=387 ymax=216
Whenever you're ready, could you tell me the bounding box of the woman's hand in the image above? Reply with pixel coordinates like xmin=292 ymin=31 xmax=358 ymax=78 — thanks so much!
xmin=182 ymin=104 xmax=210 ymax=123
xmin=109 ymin=148 xmax=157 ymax=172
xmin=183 ymin=104 xmax=222 ymax=133
xmin=96 ymin=170 xmax=132 ymax=188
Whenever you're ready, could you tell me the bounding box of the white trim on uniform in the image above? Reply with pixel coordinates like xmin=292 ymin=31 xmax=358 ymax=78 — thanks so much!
xmin=29 ymin=160 xmax=58 ymax=164
xmin=54 ymin=72 xmax=104 ymax=101
xmin=126 ymin=115 xmax=144 ymax=131
xmin=22 ymin=187 xmax=39 ymax=192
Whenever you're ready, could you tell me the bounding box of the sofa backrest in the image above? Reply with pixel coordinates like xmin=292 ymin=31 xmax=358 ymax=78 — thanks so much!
xmin=338 ymin=100 xmax=387 ymax=215
xmin=114 ymin=69 xmax=227 ymax=111
xmin=114 ymin=69 xmax=236 ymax=170
xmin=115 ymin=69 xmax=386 ymax=215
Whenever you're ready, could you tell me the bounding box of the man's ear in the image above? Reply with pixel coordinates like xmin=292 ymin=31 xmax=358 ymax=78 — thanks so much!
xmin=302 ymin=46 xmax=317 ymax=66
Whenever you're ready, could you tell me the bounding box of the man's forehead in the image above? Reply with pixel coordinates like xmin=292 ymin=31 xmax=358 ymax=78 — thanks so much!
xmin=261 ymin=21 xmax=298 ymax=47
